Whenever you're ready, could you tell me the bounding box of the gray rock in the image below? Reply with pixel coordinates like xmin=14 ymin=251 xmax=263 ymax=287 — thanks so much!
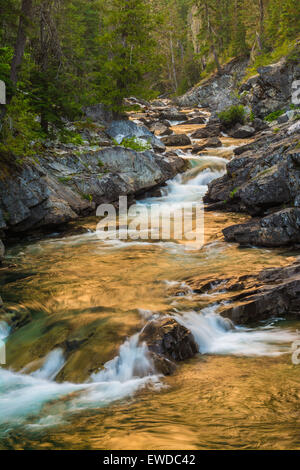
xmin=188 ymin=261 xmax=300 ymax=324
xmin=239 ymin=58 xmax=300 ymax=118
xmin=175 ymin=57 xmax=249 ymax=111
xmin=159 ymin=108 xmax=187 ymax=121
xmin=0 ymin=147 xmax=185 ymax=235
xmin=106 ymin=119 xmax=165 ymax=152
xmin=150 ymin=122 xmax=173 ymax=136
xmin=252 ymin=118 xmax=268 ymax=132
xmin=229 ymin=125 xmax=255 ymax=138
xmin=182 ymin=116 xmax=206 ymax=125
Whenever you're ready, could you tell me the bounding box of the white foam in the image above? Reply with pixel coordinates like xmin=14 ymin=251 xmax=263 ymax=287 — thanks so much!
xmin=174 ymin=305 xmax=297 ymax=357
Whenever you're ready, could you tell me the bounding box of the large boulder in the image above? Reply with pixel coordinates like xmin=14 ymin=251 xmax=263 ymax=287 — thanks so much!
xmin=159 ymin=108 xmax=187 ymax=121
xmin=229 ymin=124 xmax=255 ymax=138
xmin=223 ymin=208 xmax=300 ymax=247
xmin=140 ymin=317 xmax=198 ymax=375
xmin=186 ymin=261 xmax=300 ymax=324
xmin=0 ymin=147 xmax=185 ymax=235
xmin=204 ymin=121 xmax=300 ymax=247
xmin=191 ymin=121 xmax=221 ymax=139
xmin=161 ymin=134 xmax=192 ymax=147
xmin=106 ymin=119 xmax=165 ymax=152
xmin=239 ymin=55 xmax=300 ymax=118
xmin=176 ymin=57 xmax=249 ymax=111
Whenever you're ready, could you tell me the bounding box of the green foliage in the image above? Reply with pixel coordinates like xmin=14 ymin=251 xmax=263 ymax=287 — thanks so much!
xmin=113 ymin=136 xmax=151 ymax=152
xmin=218 ymin=105 xmax=246 ymax=128
xmin=0 ymin=94 xmax=44 ymax=157
xmin=264 ymin=110 xmax=285 ymax=122
xmin=58 ymin=130 xmax=84 ymax=145
xmin=230 ymin=187 xmax=238 ymax=198
xmin=58 ymin=176 xmax=72 ymax=183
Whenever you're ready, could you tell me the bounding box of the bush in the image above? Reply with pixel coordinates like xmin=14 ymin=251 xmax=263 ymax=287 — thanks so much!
xmin=218 ymin=105 xmax=246 ymax=128
xmin=264 ymin=110 xmax=285 ymax=122
xmin=114 ymin=136 xmax=151 ymax=151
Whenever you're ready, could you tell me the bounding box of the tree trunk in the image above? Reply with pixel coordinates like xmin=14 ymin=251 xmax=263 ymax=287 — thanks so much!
xmin=169 ymin=33 xmax=178 ymax=92
xmin=258 ymin=0 xmax=264 ymax=50
xmin=10 ymin=0 xmax=33 ymax=86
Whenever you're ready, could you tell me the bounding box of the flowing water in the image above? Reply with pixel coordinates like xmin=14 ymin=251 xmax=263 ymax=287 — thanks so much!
xmin=0 ymin=131 xmax=299 ymax=450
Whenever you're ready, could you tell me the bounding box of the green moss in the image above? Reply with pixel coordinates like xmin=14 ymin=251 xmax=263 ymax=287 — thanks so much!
xmin=113 ymin=136 xmax=151 ymax=152
xmin=229 ymin=187 xmax=239 ymax=199
xmin=264 ymin=110 xmax=285 ymax=122
xmin=81 ymin=193 xmax=93 ymax=202
xmin=58 ymin=176 xmax=72 ymax=183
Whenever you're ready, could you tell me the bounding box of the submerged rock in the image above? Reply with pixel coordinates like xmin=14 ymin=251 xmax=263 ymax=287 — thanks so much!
xmin=140 ymin=317 xmax=198 ymax=375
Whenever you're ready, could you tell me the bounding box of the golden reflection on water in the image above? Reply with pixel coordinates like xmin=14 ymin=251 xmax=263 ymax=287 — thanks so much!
xmin=2 ymin=210 xmax=297 ymax=379
xmin=4 ymin=354 xmax=299 ymax=450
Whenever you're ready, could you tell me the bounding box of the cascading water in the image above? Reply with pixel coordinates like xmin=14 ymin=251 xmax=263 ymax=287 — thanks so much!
xmin=0 ymin=133 xmax=299 ymax=449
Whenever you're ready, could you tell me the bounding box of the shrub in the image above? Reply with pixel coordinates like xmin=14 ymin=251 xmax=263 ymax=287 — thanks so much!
xmin=114 ymin=136 xmax=151 ymax=151
xmin=218 ymin=105 xmax=246 ymax=128
xmin=264 ymin=110 xmax=285 ymax=122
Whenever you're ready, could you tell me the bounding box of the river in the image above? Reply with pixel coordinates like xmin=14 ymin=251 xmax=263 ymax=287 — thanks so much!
xmin=0 ymin=124 xmax=299 ymax=450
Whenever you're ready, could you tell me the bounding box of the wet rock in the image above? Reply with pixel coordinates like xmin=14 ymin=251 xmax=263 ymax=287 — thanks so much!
xmin=187 ymin=260 xmax=300 ymax=324
xmin=150 ymin=122 xmax=173 ymax=136
xmin=223 ymin=208 xmax=300 ymax=247
xmin=205 ymin=137 xmax=222 ymax=147
xmin=229 ymin=124 xmax=255 ymax=138
xmin=159 ymin=108 xmax=187 ymax=121
xmin=191 ymin=122 xmax=221 ymax=139
xmin=205 ymin=122 xmax=300 ymax=246
xmin=140 ymin=317 xmax=198 ymax=375
xmin=182 ymin=116 xmax=206 ymax=125
xmin=161 ymin=134 xmax=192 ymax=147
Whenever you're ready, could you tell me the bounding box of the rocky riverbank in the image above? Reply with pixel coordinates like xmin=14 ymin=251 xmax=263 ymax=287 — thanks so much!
xmin=183 ymin=260 xmax=300 ymax=325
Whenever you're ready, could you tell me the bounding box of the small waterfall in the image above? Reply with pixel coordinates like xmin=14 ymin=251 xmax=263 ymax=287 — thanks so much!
xmin=174 ymin=305 xmax=297 ymax=357
xmin=0 ymin=330 xmax=158 ymax=429
xmin=31 ymin=349 xmax=66 ymax=381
